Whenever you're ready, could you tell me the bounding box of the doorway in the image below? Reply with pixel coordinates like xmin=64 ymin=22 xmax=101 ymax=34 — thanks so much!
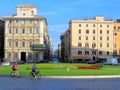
xmin=21 ymin=52 xmax=26 ymax=62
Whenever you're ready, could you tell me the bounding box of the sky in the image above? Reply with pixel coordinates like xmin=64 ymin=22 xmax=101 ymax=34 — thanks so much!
xmin=0 ymin=0 xmax=120 ymax=51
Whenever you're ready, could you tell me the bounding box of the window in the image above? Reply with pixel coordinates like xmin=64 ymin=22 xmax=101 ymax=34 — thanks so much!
xmin=7 ymin=52 xmax=11 ymax=59
xmin=22 ymin=20 xmax=25 ymax=25
xmin=30 ymin=20 xmax=32 ymax=23
xmin=28 ymin=53 xmax=32 ymax=59
xmin=86 ymin=24 xmax=88 ymax=27
xmin=79 ymin=24 xmax=81 ymax=27
xmin=14 ymin=53 xmax=18 ymax=59
xmin=107 ymin=51 xmax=109 ymax=55
xmin=92 ymin=43 xmax=96 ymax=48
xmin=9 ymin=28 xmax=12 ymax=34
xmin=29 ymin=41 xmax=32 ymax=48
xmin=35 ymin=28 xmax=39 ymax=34
xmin=29 ymin=28 xmax=32 ymax=34
xmin=100 ymin=37 xmax=102 ymax=40
xmin=79 ymin=36 xmax=81 ymax=40
xmin=107 ymin=37 xmax=109 ymax=41
xmin=79 ymin=29 xmax=81 ymax=34
xmin=107 ymin=43 xmax=109 ymax=47
xmin=85 ymin=43 xmax=89 ymax=47
xmin=23 ymin=13 xmax=26 ymax=16
xmin=99 ymin=51 xmax=102 ymax=56
xmin=8 ymin=41 xmax=11 ymax=47
xmin=93 ymin=37 xmax=95 ymax=40
xmin=9 ymin=20 xmax=12 ymax=23
xmin=22 ymin=28 xmax=25 ymax=34
xmin=86 ymin=36 xmax=88 ymax=40
xmin=16 ymin=20 xmax=18 ymax=23
xmin=86 ymin=29 xmax=89 ymax=34
xmin=78 ymin=51 xmax=82 ymax=55
xmin=100 ymin=25 xmax=102 ymax=27
xmin=93 ymin=24 xmax=95 ymax=27
xmin=107 ymin=25 xmax=109 ymax=28
xmin=15 ymin=41 xmax=18 ymax=47
xmin=107 ymin=30 xmax=109 ymax=34
xmin=100 ymin=30 xmax=102 ymax=34
xmin=78 ymin=43 xmax=82 ymax=47
xmin=15 ymin=28 xmax=18 ymax=34
xmin=22 ymin=41 xmax=25 ymax=47
xmin=92 ymin=51 xmax=96 ymax=55
xmin=85 ymin=51 xmax=89 ymax=55
xmin=93 ymin=30 xmax=95 ymax=34
xmin=31 ymin=10 xmax=34 ymax=15
xmin=100 ymin=43 xmax=102 ymax=47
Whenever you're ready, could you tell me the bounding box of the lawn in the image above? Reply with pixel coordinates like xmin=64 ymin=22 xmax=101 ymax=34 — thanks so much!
xmin=0 ymin=63 xmax=120 ymax=76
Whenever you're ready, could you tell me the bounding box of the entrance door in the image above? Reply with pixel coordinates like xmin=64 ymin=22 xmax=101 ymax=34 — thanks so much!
xmin=93 ymin=57 xmax=95 ymax=61
xmin=21 ymin=52 xmax=26 ymax=62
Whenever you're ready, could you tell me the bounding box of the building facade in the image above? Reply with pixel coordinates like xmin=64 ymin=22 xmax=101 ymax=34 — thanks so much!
xmin=61 ymin=17 xmax=114 ymax=62
xmin=0 ymin=19 xmax=4 ymax=60
xmin=3 ymin=4 xmax=52 ymax=62
xmin=113 ymin=20 xmax=120 ymax=60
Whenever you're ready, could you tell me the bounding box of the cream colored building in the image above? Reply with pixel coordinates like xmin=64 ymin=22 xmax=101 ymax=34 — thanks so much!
xmin=61 ymin=16 xmax=114 ymax=62
xmin=3 ymin=4 xmax=52 ymax=62
xmin=113 ymin=20 xmax=120 ymax=60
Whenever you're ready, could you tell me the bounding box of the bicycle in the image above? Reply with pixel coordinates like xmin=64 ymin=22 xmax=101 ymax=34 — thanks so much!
xmin=10 ymin=70 xmax=20 ymax=78
xmin=29 ymin=69 xmax=41 ymax=79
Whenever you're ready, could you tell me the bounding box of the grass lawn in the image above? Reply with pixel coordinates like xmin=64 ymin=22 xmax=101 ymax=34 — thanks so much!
xmin=0 ymin=63 xmax=120 ymax=76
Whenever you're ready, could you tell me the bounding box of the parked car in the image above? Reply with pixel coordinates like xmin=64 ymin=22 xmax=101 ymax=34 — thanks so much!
xmin=88 ymin=60 xmax=96 ymax=64
xmin=1 ymin=60 xmax=10 ymax=66
xmin=26 ymin=59 xmax=34 ymax=63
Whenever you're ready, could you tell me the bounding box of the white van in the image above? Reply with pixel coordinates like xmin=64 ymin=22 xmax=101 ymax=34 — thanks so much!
xmin=104 ymin=58 xmax=118 ymax=65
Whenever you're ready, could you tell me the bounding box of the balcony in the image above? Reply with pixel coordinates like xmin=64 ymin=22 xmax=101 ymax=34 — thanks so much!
xmin=32 ymin=44 xmax=45 ymax=50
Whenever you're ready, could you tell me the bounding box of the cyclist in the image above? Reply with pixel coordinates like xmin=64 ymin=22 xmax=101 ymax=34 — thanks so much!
xmin=12 ymin=62 xmax=19 ymax=77
xmin=31 ymin=64 xmax=37 ymax=78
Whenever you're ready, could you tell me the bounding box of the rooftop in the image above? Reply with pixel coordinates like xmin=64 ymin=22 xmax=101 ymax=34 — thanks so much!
xmin=17 ymin=4 xmax=36 ymax=8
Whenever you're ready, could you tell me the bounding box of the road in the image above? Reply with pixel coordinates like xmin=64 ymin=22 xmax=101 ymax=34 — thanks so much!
xmin=0 ymin=76 xmax=120 ymax=90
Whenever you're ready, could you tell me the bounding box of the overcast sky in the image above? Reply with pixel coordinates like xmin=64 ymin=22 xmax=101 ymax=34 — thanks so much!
xmin=0 ymin=0 xmax=120 ymax=50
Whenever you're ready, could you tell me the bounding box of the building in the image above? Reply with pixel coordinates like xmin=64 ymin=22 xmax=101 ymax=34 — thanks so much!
xmin=0 ymin=19 xmax=4 ymax=60
xmin=61 ymin=16 xmax=114 ymax=62
xmin=3 ymin=4 xmax=52 ymax=62
xmin=113 ymin=20 xmax=120 ymax=60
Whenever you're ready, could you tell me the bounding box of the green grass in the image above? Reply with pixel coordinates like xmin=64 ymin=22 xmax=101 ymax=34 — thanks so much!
xmin=0 ymin=63 xmax=120 ymax=76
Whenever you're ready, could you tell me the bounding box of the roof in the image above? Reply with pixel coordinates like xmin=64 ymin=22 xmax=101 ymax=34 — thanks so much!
xmin=17 ymin=4 xmax=36 ymax=8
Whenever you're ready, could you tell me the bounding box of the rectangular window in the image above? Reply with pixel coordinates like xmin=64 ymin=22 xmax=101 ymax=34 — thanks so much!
xmin=93 ymin=37 xmax=95 ymax=40
xmin=78 ymin=51 xmax=82 ymax=55
xmin=107 ymin=30 xmax=109 ymax=34
xmin=79 ymin=29 xmax=81 ymax=34
xmin=29 ymin=28 xmax=32 ymax=34
xmin=107 ymin=43 xmax=109 ymax=47
xmin=100 ymin=30 xmax=102 ymax=34
xmin=14 ymin=53 xmax=18 ymax=59
xmin=7 ymin=52 xmax=11 ymax=59
xmin=86 ymin=36 xmax=88 ymax=40
xmin=15 ymin=41 xmax=18 ymax=47
xmin=22 ymin=28 xmax=25 ymax=34
xmin=79 ymin=24 xmax=81 ymax=27
xmin=78 ymin=43 xmax=82 ymax=47
xmin=99 ymin=51 xmax=102 ymax=56
xmin=85 ymin=51 xmax=89 ymax=55
xmin=9 ymin=28 xmax=12 ymax=34
xmin=92 ymin=51 xmax=96 ymax=55
xmin=29 ymin=41 xmax=32 ymax=48
xmin=79 ymin=36 xmax=81 ymax=40
xmin=86 ymin=30 xmax=89 ymax=34
xmin=15 ymin=28 xmax=18 ymax=34
xmin=8 ymin=41 xmax=11 ymax=47
xmin=22 ymin=41 xmax=25 ymax=47
xmin=100 ymin=43 xmax=102 ymax=47
xmin=107 ymin=51 xmax=109 ymax=55
xmin=100 ymin=37 xmax=102 ymax=40
xmin=107 ymin=37 xmax=109 ymax=41
xmin=93 ymin=30 xmax=95 ymax=34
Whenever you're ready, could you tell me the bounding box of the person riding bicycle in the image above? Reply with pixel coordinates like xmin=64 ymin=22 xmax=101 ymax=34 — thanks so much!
xmin=12 ymin=62 xmax=19 ymax=77
xmin=12 ymin=62 xmax=18 ymax=71
xmin=32 ymin=64 xmax=37 ymax=76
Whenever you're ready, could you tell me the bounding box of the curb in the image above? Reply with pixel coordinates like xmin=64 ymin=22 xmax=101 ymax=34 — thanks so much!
xmin=1 ymin=75 xmax=120 ymax=79
xmin=42 ymin=75 xmax=120 ymax=79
